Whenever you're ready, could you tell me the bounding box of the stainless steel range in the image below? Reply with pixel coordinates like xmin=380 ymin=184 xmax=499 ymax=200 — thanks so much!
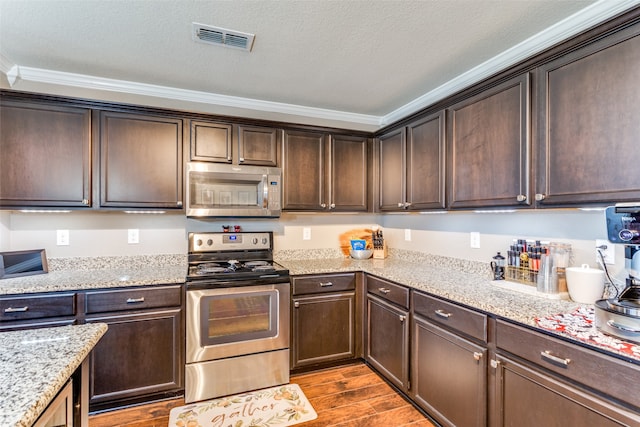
xmin=595 ymin=205 xmax=640 ymax=343
xmin=185 ymin=231 xmax=290 ymax=403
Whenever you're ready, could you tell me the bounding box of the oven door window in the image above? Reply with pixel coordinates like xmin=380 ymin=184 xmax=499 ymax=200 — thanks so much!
xmin=200 ymin=290 xmax=277 ymax=345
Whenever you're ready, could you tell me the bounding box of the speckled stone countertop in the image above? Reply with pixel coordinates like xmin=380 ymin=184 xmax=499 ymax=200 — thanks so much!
xmin=0 ymin=254 xmax=186 ymax=295
xmin=0 ymin=323 xmax=108 ymax=427
xmin=275 ymin=249 xmax=640 ymax=363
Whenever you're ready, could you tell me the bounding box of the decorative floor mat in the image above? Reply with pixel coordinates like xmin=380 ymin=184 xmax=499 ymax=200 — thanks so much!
xmin=168 ymin=383 xmax=317 ymax=427
xmin=535 ymin=306 xmax=640 ymax=359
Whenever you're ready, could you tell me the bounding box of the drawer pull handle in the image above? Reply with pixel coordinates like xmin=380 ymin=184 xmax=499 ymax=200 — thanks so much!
xmin=126 ymin=297 xmax=145 ymax=304
xmin=541 ymin=350 xmax=571 ymax=367
xmin=473 ymin=352 xmax=483 ymax=361
xmin=4 ymin=306 xmax=29 ymax=313
xmin=607 ymin=320 xmax=640 ymax=333
xmin=378 ymin=288 xmax=391 ymax=294
xmin=435 ymin=309 xmax=452 ymax=319
xmin=319 ymin=282 xmax=333 ymax=287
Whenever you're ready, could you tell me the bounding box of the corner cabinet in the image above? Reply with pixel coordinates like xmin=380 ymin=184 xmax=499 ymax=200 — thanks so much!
xmin=291 ymin=273 xmax=359 ymax=370
xmin=448 ymin=73 xmax=530 ymax=209
xmin=98 ymin=110 xmax=183 ymax=209
xmin=365 ymin=276 xmax=410 ymax=392
xmin=378 ymin=111 xmax=446 ymax=211
xmin=282 ymin=130 xmax=370 ymax=212
xmin=0 ymin=98 xmax=92 ymax=208
xmin=536 ymin=22 xmax=640 ymax=206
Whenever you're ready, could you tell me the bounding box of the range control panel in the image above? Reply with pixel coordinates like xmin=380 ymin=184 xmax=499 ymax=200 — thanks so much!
xmin=606 ymin=205 xmax=640 ymax=244
xmin=188 ymin=232 xmax=272 ymax=252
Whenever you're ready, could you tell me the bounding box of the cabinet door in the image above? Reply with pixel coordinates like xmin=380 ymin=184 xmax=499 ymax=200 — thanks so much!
xmin=282 ymin=129 xmax=326 ymax=210
xmin=86 ymin=308 xmax=183 ymax=411
xmin=330 ymin=134 xmax=369 ymax=211
xmin=292 ymin=292 xmax=356 ymax=368
xmin=407 ymin=111 xmax=446 ymax=210
xmin=366 ymin=294 xmax=409 ymax=391
xmin=190 ymin=120 xmax=232 ymax=163
xmin=0 ymin=100 xmax=92 ymax=208
xmin=412 ymin=316 xmax=487 ymax=427
xmin=536 ymin=24 xmax=640 ymax=206
xmin=493 ymin=355 xmax=639 ymax=426
xmin=99 ymin=111 xmax=183 ymax=209
xmin=378 ymin=128 xmax=406 ymax=211
xmin=238 ymin=125 xmax=279 ymax=166
xmin=448 ymin=73 xmax=530 ymax=208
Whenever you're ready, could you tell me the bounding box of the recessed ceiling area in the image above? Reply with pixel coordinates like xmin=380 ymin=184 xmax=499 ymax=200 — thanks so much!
xmin=0 ymin=0 xmax=638 ymax=130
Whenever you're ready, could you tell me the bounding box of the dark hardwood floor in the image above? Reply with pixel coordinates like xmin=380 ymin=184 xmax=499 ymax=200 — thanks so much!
xmin=89 ymin=362 xmax=435 ymax=427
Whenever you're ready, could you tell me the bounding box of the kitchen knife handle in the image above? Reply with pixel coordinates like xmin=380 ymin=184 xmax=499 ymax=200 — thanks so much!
xmin=541 ymin=350 xmax=571 ymax=367
xmin=435 ymin=309 xmax=452 ymax=319
xmin=4 ymin=306 xmax=28 ymax=313
xmin=126 ymin=297 xmax=145 ymax=304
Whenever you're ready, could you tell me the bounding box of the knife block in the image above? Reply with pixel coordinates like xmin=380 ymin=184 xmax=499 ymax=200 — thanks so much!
xmin=373 ymin=242 xmax=388 ymax=259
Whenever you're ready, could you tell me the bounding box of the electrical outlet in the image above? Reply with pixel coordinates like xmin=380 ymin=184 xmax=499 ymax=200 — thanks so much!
xmin=56 ymin=229 xmax=69 ymax=246
xmin=128 ymin=229 xmax=139 ymax=244
xmin=404 ymin=229 xmax=411 ymax=241
xmin=470 ymin=232 xmax=481 ymax=249
xmin=302 ymin=227 xmax=311 ymax=241
xmin=596 ymin=239 xmax=615 ymax=264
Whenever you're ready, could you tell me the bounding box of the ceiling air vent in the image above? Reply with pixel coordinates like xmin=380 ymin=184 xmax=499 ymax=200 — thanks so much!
xmin=192 ymin=23 xmax=255 ymax=52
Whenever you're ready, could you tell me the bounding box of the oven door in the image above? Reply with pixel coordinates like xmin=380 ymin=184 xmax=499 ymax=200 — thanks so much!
xmin=186 ymin=282 xmax=290 ymax=364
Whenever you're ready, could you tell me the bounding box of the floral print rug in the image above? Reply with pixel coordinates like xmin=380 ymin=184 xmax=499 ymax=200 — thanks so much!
xmin=169 ymin=384 xmax=317 ymax=427
xmin=535 ymin=306 xmax=640 ymax=359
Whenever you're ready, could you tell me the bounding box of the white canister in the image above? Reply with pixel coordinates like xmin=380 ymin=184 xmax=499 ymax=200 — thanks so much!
xmin=565 ymin=264 xmax=605 ymax=304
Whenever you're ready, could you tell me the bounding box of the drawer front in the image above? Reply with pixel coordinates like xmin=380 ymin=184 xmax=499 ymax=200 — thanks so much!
xmin=496 ymin=319 xmax=640 ymax=409
xmin=292 ymin=273 xmax=355 ymax=295
xmin=1 ymin=293 xmax=75 ymax=322
xmin=85 ymin=285 xmax=182 ymax=314
xmin=413 ymin=291 xmax=487 ymax=342
xmin=366 ymin=276 xmax=409 ymax=309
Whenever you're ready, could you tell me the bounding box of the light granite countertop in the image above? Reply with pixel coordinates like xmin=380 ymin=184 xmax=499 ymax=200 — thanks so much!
xmin=0 ymin=323 xmax=108 ymax=427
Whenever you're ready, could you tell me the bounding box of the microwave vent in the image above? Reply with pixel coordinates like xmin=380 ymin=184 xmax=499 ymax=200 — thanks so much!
xmin=192 ymin=23 xmax=255 ymax=52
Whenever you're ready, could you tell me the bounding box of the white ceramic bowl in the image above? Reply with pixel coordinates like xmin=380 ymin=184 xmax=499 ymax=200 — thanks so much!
xmin=350 ymin=249 xmax=373 ymax=260
xmin=565 ymin=264 xmax=605 ymax=304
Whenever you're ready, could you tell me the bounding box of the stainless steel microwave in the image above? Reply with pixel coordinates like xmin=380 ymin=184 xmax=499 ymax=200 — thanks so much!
xmin=185 ymin=162 xmax=282 ymax=217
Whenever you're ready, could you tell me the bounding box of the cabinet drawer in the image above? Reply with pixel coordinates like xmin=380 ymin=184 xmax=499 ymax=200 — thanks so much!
xmin=85 ymin=285 xmax=182 ymax=314
xmin=1 ymin=293 xmax=75 ymax=321
xmin=496 ymin=319 xmax=640 ymax=409
xmin=367 ymin=276 xmax=409 ymax=309
xmin=413 ymin=291 xmax=487 ymax=342
xmin=292 ymin=273 xmax=355 ymax=295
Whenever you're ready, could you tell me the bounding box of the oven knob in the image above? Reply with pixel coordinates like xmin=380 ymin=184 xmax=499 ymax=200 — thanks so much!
xmin=196 ymin=239 xmax=203 ymax=247
xmin=207 ymin=239 xmax=213 ymax=246
xmin=252 ymin=238 xmax=258 ymax=244
xmin=262 ymin=238 xmax=268 ymax=245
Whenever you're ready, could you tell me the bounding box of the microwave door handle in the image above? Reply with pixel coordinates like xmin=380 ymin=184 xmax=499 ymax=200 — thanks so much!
xmin=262 ymin=175 xmax=269 ymax=209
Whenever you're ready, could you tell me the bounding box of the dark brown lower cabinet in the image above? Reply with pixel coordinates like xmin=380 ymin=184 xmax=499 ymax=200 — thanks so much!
xmin=365 ymin=293 xmax=409 ymax=392
xmin=411 ymin=316 xmax=487 ymax=427
xmin=292 ymin=292 xmax=356 ymax=368
xmin=86 ymin=309 xmax=183 ymax=411
xmin=493 ymin=354 xmax=639 ymax=426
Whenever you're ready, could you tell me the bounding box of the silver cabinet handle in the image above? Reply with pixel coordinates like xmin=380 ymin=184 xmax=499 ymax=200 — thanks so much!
xmin=126 ymin=297 xmax=145 ymax=304
xmin=329 ymin=203 xmax=336 ymax=209
xmin=535 ymin=193 xmax=546 ymax=201
xmin=490 ymin=359 xmax=500 ymax=369
xmin=435 ymin=309 xmax=452 ymax=319
xmin=399 ymin=314 xmax=406 ymax=322
xmin=239 ymin=157 xmax=245 ymax=163
xmin=378 ymin=287 xmax=391 ymax=294
xmin=397 ymin=202 xmax=404 ymax=208
xmin=320 ymin=203 xmax=327 ymax=209
xmin=404 ymin=202 xmax=412 ymax=208
xmin=516 ymin=194 xmax=527 ymax=202
xmin=541 ymin=350 xmax=571 ymax=367
xmin=177 ymin=201 xmax=183 ymax=208
xmin=82 ymin=199 xmax=90 ymax=205
xmin=4 ymin=306 xmax=28 ymax=313
xmin=473 ymin=352 xmax=483 ymax=361
xmin=319 ymin=282 xmax=333 ymax=287
xmin=294 ymin=301 xmax=300 ymax=308
xmin=607 ymin=320 xmax=640 ymax=333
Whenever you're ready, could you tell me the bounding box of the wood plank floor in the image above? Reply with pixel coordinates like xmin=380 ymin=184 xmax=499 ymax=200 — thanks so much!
xmin=89 ymin=362 xmax=435 ymax=427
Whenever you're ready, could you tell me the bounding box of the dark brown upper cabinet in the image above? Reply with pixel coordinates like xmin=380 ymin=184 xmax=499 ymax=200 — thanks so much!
xmin=447 ymin=73 xmax=531 ymax=209
xmin=378 ymin=111 xmax=446 ymax=212
xmin=282 ymin=129 xmax=369 ymax=212
xmin=99 ymin=111 xmax=183 ymax=209
xmin=536 ymin=22 xmax=640 ymax=206
xmin=0 ymin=99 xmax=92 ymax=208
xmin=190 ymin=120 xmax=279 ymax=166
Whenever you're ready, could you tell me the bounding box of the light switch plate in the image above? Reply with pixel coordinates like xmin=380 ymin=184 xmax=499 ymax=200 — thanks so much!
xmin=56 ymin=230 xmax=69 ymax=246
xmin=302 ymin=228 xmax=311 ymax=241
xmin=404 ymin=229 xmax=411 ymax=241
xmin=128 ymin=229 xmax=139 ymax=244
xmin=470 ymin=232 xmax=481 ymax=249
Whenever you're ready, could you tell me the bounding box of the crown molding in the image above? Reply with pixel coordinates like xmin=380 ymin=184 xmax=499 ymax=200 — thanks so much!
xmin=381 ymin=0 xmax=640 ymax=126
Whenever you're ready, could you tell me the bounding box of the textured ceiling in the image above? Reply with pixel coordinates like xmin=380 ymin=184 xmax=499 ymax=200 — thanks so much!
xmin=0 ymin=0 xmax=635 ymax=129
